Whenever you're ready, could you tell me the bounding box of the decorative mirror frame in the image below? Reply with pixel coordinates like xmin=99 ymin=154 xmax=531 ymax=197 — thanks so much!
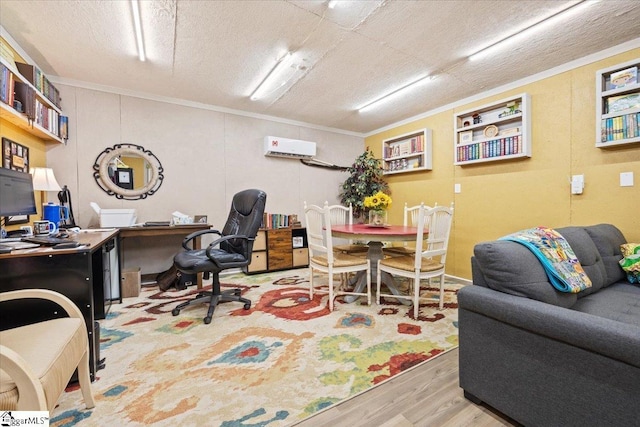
xmin=93 ymin=143 xmax=164 ymax=200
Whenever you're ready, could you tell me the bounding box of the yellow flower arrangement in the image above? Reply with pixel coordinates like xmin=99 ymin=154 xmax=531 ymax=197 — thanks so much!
xmin=364 ymin=191 xmax=392 ymax=210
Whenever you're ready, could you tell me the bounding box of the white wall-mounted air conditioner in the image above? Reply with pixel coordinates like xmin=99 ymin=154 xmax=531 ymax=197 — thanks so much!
xmin=264 ymin=136 xmax=316 ymax=160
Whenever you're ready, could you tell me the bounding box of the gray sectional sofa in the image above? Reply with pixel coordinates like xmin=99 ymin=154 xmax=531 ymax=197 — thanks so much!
xmin=458 ymin=223 xmax=640 ymax=427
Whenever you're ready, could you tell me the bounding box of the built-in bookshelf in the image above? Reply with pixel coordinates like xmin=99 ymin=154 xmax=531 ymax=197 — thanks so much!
xmin=0 ymin=36 xmax=66 ymax=143
xmin=382 ymin=128 xmax=432 ymax=175
xmin=595 ymin=58 xmax=640 ymax=148
xmin=454 ymin=93 xmax=531 ymax=165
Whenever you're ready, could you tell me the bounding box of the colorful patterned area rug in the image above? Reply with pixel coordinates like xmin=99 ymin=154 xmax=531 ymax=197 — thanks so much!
xmin=51 ymin=270 xmax=462 ymax=427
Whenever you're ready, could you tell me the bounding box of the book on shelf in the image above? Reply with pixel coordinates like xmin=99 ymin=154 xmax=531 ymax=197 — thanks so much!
xmin=0 ymin=62 xmax=15 ymax=105
xmin=609 ymin=66 xmax=638 ymax=90
xmin=601 ymin=113 xmax=639 ymax=142
xmin=15 ymin=62 xmax=39 ymax=88
xmin=0 ymin=40 xmax=16 ymax=68
xmin=384 ymin=133 xmax=424 ymax=159
xmin=59 ymin=115 xmax=69 ymax=139
xmin=13 ymin=81 xmax=35 ymax=121
xmin=607 ymin=93 xmax=640 ymax=113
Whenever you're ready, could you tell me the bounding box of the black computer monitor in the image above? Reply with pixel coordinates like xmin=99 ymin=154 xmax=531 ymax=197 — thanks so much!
xmin=0 ymin=168 xmax=37 ymax=218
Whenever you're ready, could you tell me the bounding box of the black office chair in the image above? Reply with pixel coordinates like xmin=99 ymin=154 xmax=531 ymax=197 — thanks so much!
xmin=171 ymin=189 xmax=267 ymax=324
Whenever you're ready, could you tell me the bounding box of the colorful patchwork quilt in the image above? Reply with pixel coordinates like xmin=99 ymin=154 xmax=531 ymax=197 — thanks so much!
xmin=500 ymin=226 xmax=592 ymax=293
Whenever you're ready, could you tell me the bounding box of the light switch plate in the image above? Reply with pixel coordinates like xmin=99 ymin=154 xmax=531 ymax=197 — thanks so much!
xmin=620 ymin=172 xmax=634 ymax=187
xmin=454 ymin=183 xmax=461 ymax=194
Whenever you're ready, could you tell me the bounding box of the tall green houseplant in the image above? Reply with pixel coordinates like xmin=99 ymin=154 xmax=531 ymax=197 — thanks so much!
xmin=339 ymin=148 xmax=390 ymax=219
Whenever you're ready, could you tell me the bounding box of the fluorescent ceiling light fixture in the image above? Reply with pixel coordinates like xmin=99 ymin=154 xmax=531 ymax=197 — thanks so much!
xmin=327 ymin=0 xmax=339 ymax=8
xmin=468 ymin=0 xmax=597 ymax=62
xmin=358 ymin=75 xmax=434 ymax=113
xmin=250 ymin=52 xmax=296 ymax=101
xmin=131 ymin=0 xmax=146 ymax=61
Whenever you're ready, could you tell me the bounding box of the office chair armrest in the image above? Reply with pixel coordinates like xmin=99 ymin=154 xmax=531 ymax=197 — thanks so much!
xmin=205 ymin=234 xmax=255 ymax=264
xmin=181 ymin=229 xmax=222 ymax=250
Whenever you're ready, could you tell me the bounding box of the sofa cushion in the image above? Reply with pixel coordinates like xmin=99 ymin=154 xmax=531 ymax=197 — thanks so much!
xmin=473 ymin=240 xmax=577 ymax=308
xmin=584 ymin=224 xmax=626 ymax=286
xmin=571 ymin=282 xmax=640 ymax=327
xmin=556 ymin=226 xmax=607 ymax=297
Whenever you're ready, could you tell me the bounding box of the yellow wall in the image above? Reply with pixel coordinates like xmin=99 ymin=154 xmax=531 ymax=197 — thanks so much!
xmin=0 ymin=121 xmax=48 ymax=230
xmin=366 ymin=49 xmax=640 ymax=280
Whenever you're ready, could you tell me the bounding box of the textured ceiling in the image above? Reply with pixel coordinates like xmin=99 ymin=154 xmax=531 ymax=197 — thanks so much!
xmin=1 ymin=0 xmax=639 ymax=134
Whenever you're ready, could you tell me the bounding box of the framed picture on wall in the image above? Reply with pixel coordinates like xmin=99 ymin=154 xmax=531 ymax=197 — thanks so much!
xmin=459 ymin=131 xmax=473 ymax=144
xmin=2 ymin=137 xmax=31 ymax=225
xmin=2 ymin=137 xmax=30 ymax=173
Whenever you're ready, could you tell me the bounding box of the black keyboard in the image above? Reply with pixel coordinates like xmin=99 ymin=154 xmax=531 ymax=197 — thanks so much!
xmin=22 ymin=236 xmax=70 ymax=246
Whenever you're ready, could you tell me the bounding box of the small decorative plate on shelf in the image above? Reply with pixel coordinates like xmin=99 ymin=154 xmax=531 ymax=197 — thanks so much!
xmin=483 ymin=125 xmax=499 ymax=138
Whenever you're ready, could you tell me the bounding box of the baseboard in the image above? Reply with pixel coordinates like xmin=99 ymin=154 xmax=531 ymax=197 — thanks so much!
xmin=445 ymin=274 xmax=471 ymax=285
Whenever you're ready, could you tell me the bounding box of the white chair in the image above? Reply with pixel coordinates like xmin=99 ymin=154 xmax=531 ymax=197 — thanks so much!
xmin=0 ymin=289 xmax=95 ymax=411
xmin=326 ymin=202 xmax=368 ymax=255
xmin=377 ymin=205 xmax=454 ymax=317
xmin=383 ymin=202 xmax=431 ymax=256
xmin=304 ymin=202 xmax=371 ymax=311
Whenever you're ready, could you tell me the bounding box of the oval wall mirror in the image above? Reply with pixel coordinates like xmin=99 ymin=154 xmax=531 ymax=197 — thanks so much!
xmin=93 ymin=144 xmax=164 ymax=200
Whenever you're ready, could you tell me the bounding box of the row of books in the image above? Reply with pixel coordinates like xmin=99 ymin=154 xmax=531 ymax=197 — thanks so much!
xmin=456 ymin=136 xmax=522 ymax=162
xmin=262 ymin=213 xmax=301 ymax=229
xmin=15 ymin=62 xmax=61 ymax=108
xmin=600 ymin=113 xmax=640 ymax=142
xmin=35 ymin=99 xmax=63 ymax=137
xmin=0 ymin=62 xmax=15 ymax=105
xmin=0 ymin=62 xmax=68 ymax=139
xmin=383 ymin=133 xmax=425 ymax=159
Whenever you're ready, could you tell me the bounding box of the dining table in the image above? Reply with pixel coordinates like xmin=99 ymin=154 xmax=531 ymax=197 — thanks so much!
xmin=331 ymin=223 xmax=427 ymax=304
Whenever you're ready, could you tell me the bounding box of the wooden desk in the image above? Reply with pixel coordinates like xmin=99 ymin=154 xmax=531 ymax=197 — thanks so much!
xmin=118 ymin=224 xmax=211 ymax=288
xmin=331 ymin=224 xmax=425 ymax=304
xmin=0 ymin=229 xmax=120 ymax=380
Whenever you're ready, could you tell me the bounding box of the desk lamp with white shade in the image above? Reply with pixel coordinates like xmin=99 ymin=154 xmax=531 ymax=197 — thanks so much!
xmin=31 ymin=167 xmax=62 ymax=219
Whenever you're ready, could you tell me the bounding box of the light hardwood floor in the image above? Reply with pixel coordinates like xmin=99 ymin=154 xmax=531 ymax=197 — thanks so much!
xmin=291 ymin=348 xmax=518 ymax=427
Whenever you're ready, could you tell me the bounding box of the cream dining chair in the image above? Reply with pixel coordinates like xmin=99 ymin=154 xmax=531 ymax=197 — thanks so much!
xmin=377 ymin=205 xmax=454 ymax=317
xmin=326 ymin=202 xmax=368 ymax=255
xmin=384 ymin=202 xmax=430 ymax=256
xmin=304 ymin=202 xmax=371 ymax=311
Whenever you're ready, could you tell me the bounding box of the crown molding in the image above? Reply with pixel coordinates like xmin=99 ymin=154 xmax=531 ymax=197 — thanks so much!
xmin=47 ymin=76 xmax=365 ymax=138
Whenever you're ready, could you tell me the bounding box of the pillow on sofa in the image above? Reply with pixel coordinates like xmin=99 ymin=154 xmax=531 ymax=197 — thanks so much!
xmin=584 ymin=224 xmax=627 ymax=286
xmin=619 ymin=243 xmax=640 ymax=284
xmin=473 ymin=240 xmax=577 ymax=308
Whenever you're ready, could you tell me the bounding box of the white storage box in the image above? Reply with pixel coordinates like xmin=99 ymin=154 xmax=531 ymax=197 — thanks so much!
xmin=100 ymin=209 xmax=137 ymax=227
xmin=90 ymin=202 xmax=137 ymax=228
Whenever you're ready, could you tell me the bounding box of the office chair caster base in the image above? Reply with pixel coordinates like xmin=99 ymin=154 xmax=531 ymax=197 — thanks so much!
xmin=172 ymin=308 xmax=180 ymax=316
xmin=243 ymin=303 xmax=251 ymax=310
xmin=204 ymin=316 xmax=212 ymax=324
